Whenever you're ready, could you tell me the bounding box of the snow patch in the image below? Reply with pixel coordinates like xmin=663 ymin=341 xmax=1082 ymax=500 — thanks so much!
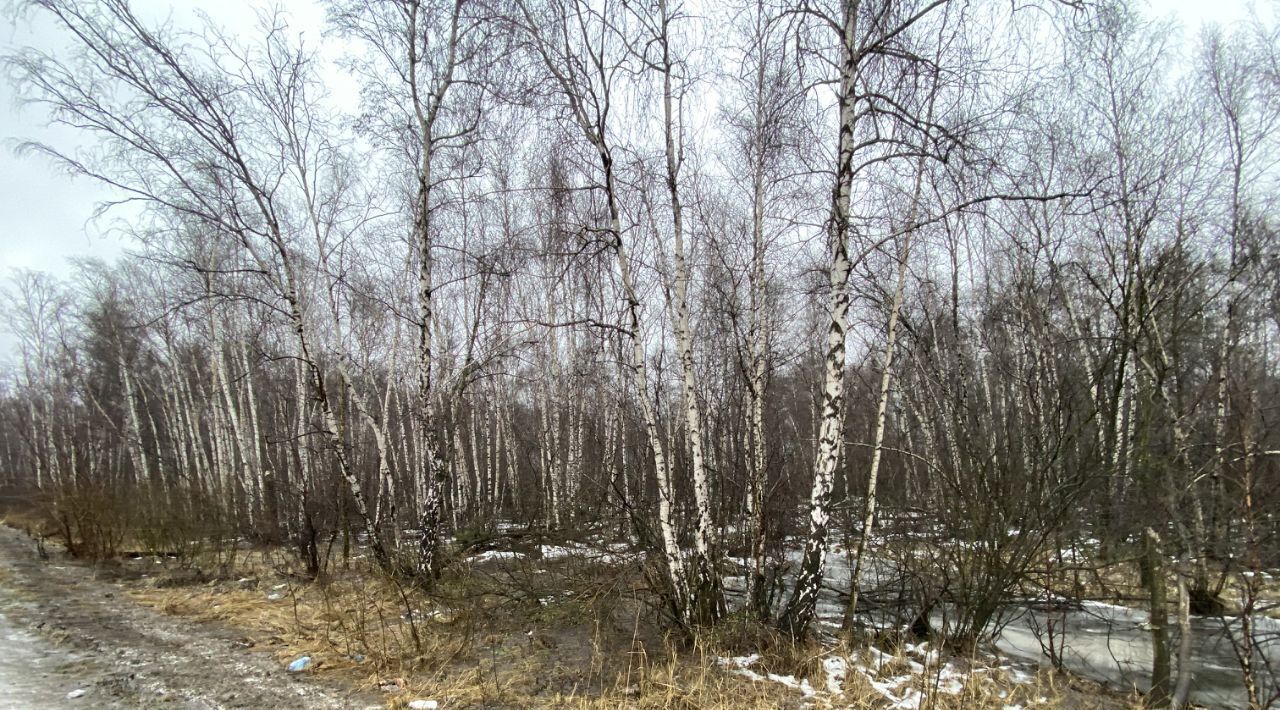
xmin=822 ymin=656 xmax=847 ymax=694
xmin=468 ymin=550 xmax=527 ymax=562
xmin=716 ymin=654 xmax=816 ymax=698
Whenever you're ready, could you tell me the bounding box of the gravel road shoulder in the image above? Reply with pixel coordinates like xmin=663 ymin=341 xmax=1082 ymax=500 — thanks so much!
xmin=0 ymin=524 xmax=378 ymax=709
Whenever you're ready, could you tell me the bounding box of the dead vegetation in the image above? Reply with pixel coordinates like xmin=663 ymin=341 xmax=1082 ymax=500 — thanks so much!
xmin=108 ymin=532 xmax=1132 ymax=709
xmin=2 ymin=502 xmax=1145 ymax=708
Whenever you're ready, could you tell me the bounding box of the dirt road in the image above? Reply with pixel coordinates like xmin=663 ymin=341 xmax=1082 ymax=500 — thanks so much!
xmin=0 ymin=525 xmax=378 ymax=709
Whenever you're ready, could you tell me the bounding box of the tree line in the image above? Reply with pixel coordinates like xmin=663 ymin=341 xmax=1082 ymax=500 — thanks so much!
xmin=2 ymin=0 xmax=1280 ymax=701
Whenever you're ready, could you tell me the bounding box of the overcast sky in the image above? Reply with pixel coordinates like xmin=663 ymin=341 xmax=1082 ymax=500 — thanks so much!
xmin=0 ymin=0 xmax=332 ymax=279
xmin=0 ymin=0 xmax=1265 ymax=362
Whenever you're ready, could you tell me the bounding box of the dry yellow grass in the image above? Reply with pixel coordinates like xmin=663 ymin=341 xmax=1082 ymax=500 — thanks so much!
xmin=131 ymin=577 xmax=813 ymax=708
xmin=123 ymin=551 xmax=1138 ymax=710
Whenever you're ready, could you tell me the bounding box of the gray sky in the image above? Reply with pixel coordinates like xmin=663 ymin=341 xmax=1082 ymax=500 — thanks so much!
xmin=0 ymin=0 xmax=1263 ymax=363
xmin=1 ymin=0 xmax=332 ymax=280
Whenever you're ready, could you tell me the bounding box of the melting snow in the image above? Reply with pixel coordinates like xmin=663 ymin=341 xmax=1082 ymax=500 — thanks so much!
xmin=721 ymin=641 xmax=988 ymax=708
xmin=468 ymin=550 xmax=527 ymax=562
xmin=716 ymin=654 xmax=816 ymax=697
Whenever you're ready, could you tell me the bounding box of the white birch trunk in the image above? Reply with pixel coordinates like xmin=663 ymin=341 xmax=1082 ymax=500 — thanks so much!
xmin=656 ymin=0 xmax=721 ymax=623
xmin=239 ymin=342 xmax=266 ymax=527
xmin=779 ymin=0 xmax=859 ymax=638
xmin=844 ymin=202 xmax=917 ymax=634
xmin=119 ymin=355 xmax=152 ymax=486
xmin=211 ymin=341 xmax=253 ymax=525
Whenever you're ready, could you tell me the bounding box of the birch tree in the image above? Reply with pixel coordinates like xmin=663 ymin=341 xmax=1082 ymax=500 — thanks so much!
xmin=326 ymin=0 xmax=495 ymax=576
xmin=513 ymin=0 xmax=698 ymax=626
xmin=629 ymin=0 xmax=724 ymax=625
xmin=9 ymin=0 xmax=394 ymax=569
xmin=778 ymin=0 xmax=955 ymax=639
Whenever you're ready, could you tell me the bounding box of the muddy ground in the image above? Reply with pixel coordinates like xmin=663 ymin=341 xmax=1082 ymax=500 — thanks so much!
xmin=0 ymin=525 xmax=380 ymax=709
